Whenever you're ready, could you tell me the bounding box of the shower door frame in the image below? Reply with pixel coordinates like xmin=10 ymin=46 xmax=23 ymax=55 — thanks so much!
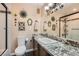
xmin=59 ymin=11 xmax=79 ymax=38
xmin=0 ymin=3 xmax=8 ymax=56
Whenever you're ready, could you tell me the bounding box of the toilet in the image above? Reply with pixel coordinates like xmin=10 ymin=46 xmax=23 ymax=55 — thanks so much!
xmin=15 ymin=36 xmax=29 ymax=56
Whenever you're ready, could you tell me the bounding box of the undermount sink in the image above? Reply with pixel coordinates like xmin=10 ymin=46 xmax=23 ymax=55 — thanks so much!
xmin=47 ymin=45 xmax=58 ymax=50
xmin=38 ymin=38 xmax=58 ymax=45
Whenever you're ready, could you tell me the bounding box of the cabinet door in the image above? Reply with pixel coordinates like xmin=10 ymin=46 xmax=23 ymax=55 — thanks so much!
xmin=38 ymin=45 xmax=48 ymax=56
xmin=33 ymin=39 xmax=38 ymax=56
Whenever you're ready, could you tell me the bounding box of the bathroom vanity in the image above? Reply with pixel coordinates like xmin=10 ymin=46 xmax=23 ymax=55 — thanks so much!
xmin=33 ymin=36 xmax=50 ymax=56
xmin=33 ymin=35 xmax=79 ymax=56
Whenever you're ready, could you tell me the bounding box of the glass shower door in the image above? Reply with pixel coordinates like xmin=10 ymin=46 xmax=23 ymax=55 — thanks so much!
xmin=0 ymin=4 xmax=6 ymax=55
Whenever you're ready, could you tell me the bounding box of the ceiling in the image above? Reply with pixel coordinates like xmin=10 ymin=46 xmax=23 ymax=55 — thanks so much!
xmin=53 ymin=3 xmax=79 ymax=16
xmin=6 ymin=3 xmax=79 ymax=16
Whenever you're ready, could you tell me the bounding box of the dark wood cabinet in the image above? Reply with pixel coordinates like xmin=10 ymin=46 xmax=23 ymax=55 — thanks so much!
xmin=32 ymin=37 xmax=51 ymax=56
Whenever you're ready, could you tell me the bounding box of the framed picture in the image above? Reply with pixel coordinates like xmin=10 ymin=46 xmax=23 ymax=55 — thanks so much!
xmin=34 ymin=20 xmax=38 ymax=32
xmin=52 ymin=24 xmax=56 ymax=31
xmin=27 ymin=18 xmax=32 ymax=26
xmin=43 ymin=21 xmax=47 ymax=32
xmin=19 ymin=10 xmax=27 ymax=18
xmin=37 ymin=8 xmax=40 ymax=14
xmin=18 ymin=22 xmax=25 ymax=31
xmin=48 ymin=21 xmax=51 ymax=27
xmin=51 ymin=16 xmax=55 ymax=21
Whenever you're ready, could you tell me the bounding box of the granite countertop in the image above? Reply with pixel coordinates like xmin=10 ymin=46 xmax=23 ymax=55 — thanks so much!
xmin=34 ymin=35 xmax=79 ymax=56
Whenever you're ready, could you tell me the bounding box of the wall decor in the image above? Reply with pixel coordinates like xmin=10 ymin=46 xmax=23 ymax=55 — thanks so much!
xmin=48 ymin=21 xmax=51 ymax=27
xmin=43 ymin=21 xmax=47 ymax=32
xmin=18 ymin=22 xmax=25 ymax=31
xmin=52 ymin=24 xmax=56 ymax=31
xmin=14 ymin=18 xmax=17 ymax=26
xmin=37 ymin=8 xmax=40 ymax=14
xmin=27 ymin=18 xmax=32 ymax=26
xmin=56 ymin=20 xmax=57 ymax=24
xmin=34 ymin=20 xmax=38 ymax=32
xmin=19 ymin=10 xmax=27 ymax=18
xmin=51 ymin=16 xmax=55 ymax=21
xmin=14 ymin=14 xmax=17 ymax=17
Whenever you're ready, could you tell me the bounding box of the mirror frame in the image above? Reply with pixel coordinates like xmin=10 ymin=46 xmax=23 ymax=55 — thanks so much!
xmin=27 ymin=18 xmax=32 ymax=26
xmin=48 ymin=21 xmax=51 ymax=27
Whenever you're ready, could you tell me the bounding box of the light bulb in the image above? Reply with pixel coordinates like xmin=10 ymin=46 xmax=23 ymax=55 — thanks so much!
xmin=45 ymin=6 xmax=49 ymax=11
xmin=48 ymin=3 xmax=53 ymax=7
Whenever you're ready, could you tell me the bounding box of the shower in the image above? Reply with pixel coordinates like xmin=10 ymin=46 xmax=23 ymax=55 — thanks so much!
xmin=0 ymin=3 xmax=8 ymax=55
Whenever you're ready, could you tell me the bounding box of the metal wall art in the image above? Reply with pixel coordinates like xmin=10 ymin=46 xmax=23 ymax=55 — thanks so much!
xmin=14 ymin=19 xmax=17 ymax=26
xmin=43 ymin=21 xmax=47 ymax=32
xmin=34 ymin=20 xmax=38 ymax=32
xmin=18 ymin=22 xmax=25 ymax=31
xmin=20 ymin=10 xmax=27 ymax=18
xmin=52 ymin=24 xmax=56 ymax=31
xmin=48 ymin=21 xmax=51 ymax=27
xmin=51 ymin=16 xmax=55 ymax=21
xmin=14 ymin=13 xmax=17 ymax=26
xmin=27 ymin=18 xmax=32 ymax=26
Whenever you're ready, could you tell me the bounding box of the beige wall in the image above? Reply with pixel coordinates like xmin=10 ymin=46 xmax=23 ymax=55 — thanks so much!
xmin=6 ymin=3 xmax=44 ymax=53
xmin=6 ymin=3 xmax=62 ymax=53
xmin=41 ymin=8 xmax=62 ymax=36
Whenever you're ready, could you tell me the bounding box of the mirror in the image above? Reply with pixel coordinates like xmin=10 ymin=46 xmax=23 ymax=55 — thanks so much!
xmin=48 ymin=21 xmax=51 ymax=27
xmin=27 ymin=18 xmax=32 ymax=26
xmin=59 ymin=13 xmax=79 ymax=42
xmin=51 ymin=16 xmax=55 ymax=21
xmin=52 ymin=24 xmax=56 ymax=31
xmin=20 ymin=10 xmax=27 ymax=18
xmin=43 ymin=21 xmax=47 ymax=32
xmin=34 ymin=20 xmax=38 ymax=32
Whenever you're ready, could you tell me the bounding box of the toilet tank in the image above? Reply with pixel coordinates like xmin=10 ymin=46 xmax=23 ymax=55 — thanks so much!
xmin=17 ymin=36 xmax=26 ymax=46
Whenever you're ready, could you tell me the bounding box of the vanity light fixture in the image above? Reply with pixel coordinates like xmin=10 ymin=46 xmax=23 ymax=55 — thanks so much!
xmin=45 ymin=6 xmax=49 ymax=11
xmin=44 ymin=3 xmax=64 ymax=15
